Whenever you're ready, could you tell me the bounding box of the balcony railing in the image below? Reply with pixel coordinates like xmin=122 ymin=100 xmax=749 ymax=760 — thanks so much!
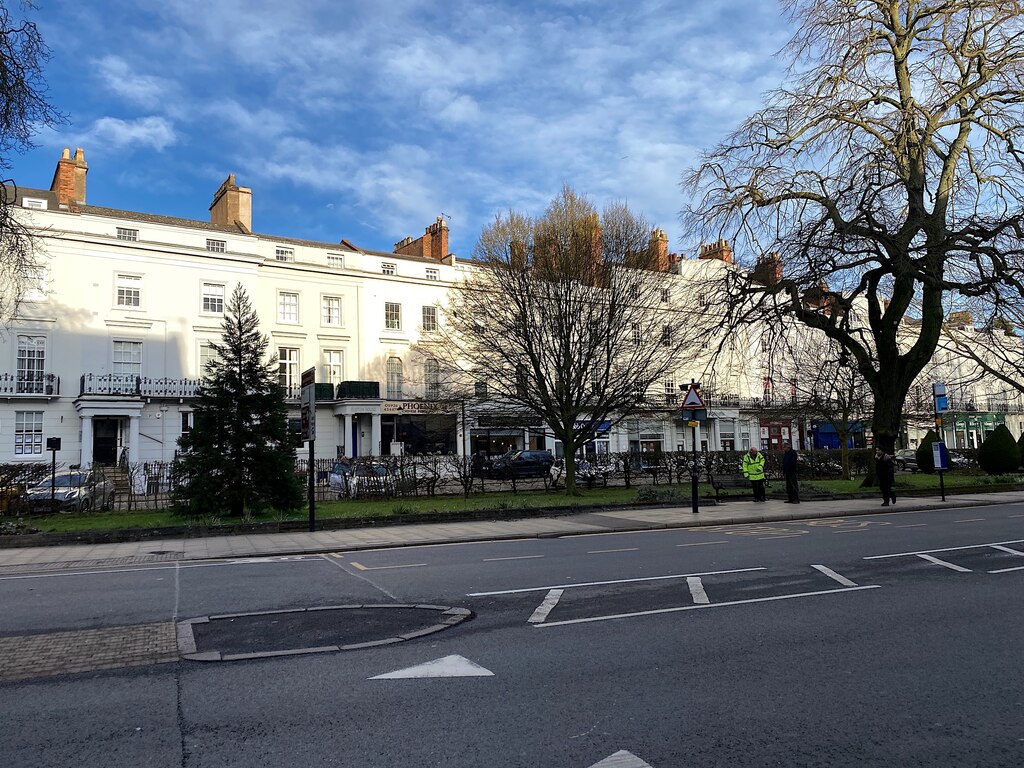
xmin=0 ymin=372 xmax=59 ymax=396
xmin=80 ymin=374 xmax=200 ymax=398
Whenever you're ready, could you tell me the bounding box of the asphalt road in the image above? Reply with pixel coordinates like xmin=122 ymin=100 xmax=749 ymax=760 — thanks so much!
xmin=1 ymin=503 xmax=1023 ymax=767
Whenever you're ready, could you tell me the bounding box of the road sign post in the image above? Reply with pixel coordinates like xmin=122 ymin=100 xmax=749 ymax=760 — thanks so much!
xmin=932 ymin=383 xmax=948 ymax=502
xmin=679 ymin=381 xmax=707 ymax=515
xmin=301 ymin=367 xmax=316 ymax=532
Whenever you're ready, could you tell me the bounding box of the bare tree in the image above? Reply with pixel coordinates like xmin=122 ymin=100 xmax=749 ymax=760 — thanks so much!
xmin=0 ymin=1 xmax=64 ymax=326
xmin=683 ymin=0 xmax=1024 ymax=455
xmin=421 ymin=185 xmax=706 ymax=495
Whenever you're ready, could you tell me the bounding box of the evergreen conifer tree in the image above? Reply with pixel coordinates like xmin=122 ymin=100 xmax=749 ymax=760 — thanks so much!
xmin=978 ymin=424 xmax=1021 ymax=476
xmin=915 ymin=430 xmax=938 ymax=474
xmin=172 ymin=285 xmax=303 ymax=516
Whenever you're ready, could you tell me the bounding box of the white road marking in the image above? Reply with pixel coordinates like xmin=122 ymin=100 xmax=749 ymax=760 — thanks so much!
xmin=466 ymin=567 xmax=766 ymax=597
xmin=897 ymin=524 xmax=927 ymax=528
xmin=587 ymin=750 xmax=654 ymax=768
xmin=811 ymin=564 xmax=858 ymax=587
xmin=864 ymin=539 xmax=1024 ymax=560
xmin=917 ymin=554 xmax=971 ymax=572
xmin=687 ymin=576 xmax=710 ymax=605
xmin=349 ymin=561 xmax=427 ymax=571
xmin=370 ymin=655 xmax=494 ymax=679
xmin=833 ymin=529 xmax=868 ymax=534
xmin=954 ymin=518 xmax=985 ymax=523
xmin=990 ymin=544 xmax=1024 ymax=557
xmin=528 ymin=589 xmax=564 ymax=624
xmin=535 ymin=585 xmax=881 ymax=628
xmin=0 ymin=557 xmax=327 ymax=581
xmin=587 ymin=548 xmax=639 ymax=554
xmin=676 ymin=540 xmax=728 ymax=547
xmin=1009 ymin=514 xmax=1024 ymax=519
xmin=483 ymin=555 xmax=544 ymax=562
xmin=990 ymin=565 xmax=1024 ymax=574
xmin=758 ymin=534 xmax=805 ymax=540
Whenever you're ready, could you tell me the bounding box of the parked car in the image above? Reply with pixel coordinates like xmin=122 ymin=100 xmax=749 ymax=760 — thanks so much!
xmin=894 ymin=449 xmax=919 ymax=472
xmin=328 ymin=462 xmax=395 ymax=499
xmin=947 ymin=450 xmax=972 ymax=469
xmin=23 ymin=468 xmax=115 ymax=514
xmin=488 ymin=449 xmax=555 ymax=479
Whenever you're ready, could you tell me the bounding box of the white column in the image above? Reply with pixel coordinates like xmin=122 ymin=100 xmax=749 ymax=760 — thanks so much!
xmin=80 ymin=415 xmax=94 ymax=468
xmin=342 ymin=414 xmax=353 ymax=457
xmin=128 ymin=414 xmax=140 ymax=464
xmin=370 ymin=413 xmax=382 ymax=457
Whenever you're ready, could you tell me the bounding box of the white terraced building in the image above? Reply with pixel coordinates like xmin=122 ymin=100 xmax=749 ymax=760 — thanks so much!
xmin=0 ymin=148 xmax=796 ymax=473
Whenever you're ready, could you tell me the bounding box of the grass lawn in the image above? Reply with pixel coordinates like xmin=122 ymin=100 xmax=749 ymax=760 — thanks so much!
xmin=4 ymin=471 xmax=1021 ymax=536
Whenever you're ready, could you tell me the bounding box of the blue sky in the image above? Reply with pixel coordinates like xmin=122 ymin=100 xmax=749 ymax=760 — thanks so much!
xmin=12 ymin=0 xmax=791 ymax=258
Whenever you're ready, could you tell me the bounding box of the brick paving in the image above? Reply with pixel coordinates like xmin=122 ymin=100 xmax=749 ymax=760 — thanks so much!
xmin=0 ymin=622 xmax=179 ymax=682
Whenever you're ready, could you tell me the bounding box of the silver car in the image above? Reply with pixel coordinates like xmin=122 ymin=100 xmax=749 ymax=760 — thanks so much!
xmin=328 ymin=462 xmax=395 ymax=499
xmin=24 ymin=469 xmax=116 ymax=513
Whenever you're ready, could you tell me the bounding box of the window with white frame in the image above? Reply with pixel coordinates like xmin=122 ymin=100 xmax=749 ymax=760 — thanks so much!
xmin=278 ymin=292 xmax=299 ymax=323
xmin=117 ymin=227 xmax=139 ymax=241
xmin=278 ymin=347 xmax=299 ymax=393
xmin=14 ymin=411 xmax=43 ymax=455
xmin=663 ymin=379 xmax=677 ymax=405
xmin=426 ymin=267 xmax=439 ymax=281
xmin=475 ymin=379 xmax=488 ymax=399
xmin=661 ymin=287 xmax=670 ymax=302
xmin=327 ymin=253 xmax=345 ymax=269
xmin=385 ymin=302 xmax=401 ymax=330
xmin=421 ymin=305 xmax=438 ymax=332
xmin=632 ymin=323 xmax=642 ymax=344
xmin=22 ymin=197 xmax=46 ymax=210
xmin=112 ymin=341 xmax=142 ymax=378
xmin=660 ymin=324 xmax=672 ymax=346
xmin=181 ymin=411 xmax=194 ymax=433
xmin=382 ymin=262 xmax=396 ymax=276
xmin=386 ymin=357 xmax=403 ymax=400
xmin=199 ymin=342 xmax=220 ymax=376
xmin=206 ymin=238 xmax=226 ymax=253
xmin=323 ymin=349 xmax=343 ymax=385
xmin=202 ymin=283 xmax=225 ymax=314
xmin=116 ymin=274 xmax=141 ymax=307
xmin=275 ymin=246 xmax=294 ymax=262
xmin=16 ymin=335 xmax=45 ymax=393
xmin=322 ymin=295 xmax=341 ymax=326
xmin=424 ymin=358 xmax=440 ymax=399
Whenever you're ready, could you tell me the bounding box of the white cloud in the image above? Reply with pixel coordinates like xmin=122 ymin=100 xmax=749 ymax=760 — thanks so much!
xmin=93 ymin=55 xmax=174 ymax=108
xmin=83 ymin=116 xmax=177 ymax=152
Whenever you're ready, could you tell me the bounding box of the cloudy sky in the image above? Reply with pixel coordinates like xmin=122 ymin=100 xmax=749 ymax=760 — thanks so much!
xmin=12 ymin=0 xmax=792 ymax=258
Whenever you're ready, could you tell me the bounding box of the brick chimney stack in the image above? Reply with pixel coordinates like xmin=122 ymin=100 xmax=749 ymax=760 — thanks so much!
xmin=648 ymin=228 xmax=670 ymax=271
xmin=699 ymin=239 xmax=733 ymax=264
xmin=394 ymin=216 xmax=450 ymax=260
xmin=209 ymin=173 xmax=253 ymax=233
xmin=753 ymin=252 xmax=783 ymax=286
xmin=50 ymin=147 xmax=88 ymax=207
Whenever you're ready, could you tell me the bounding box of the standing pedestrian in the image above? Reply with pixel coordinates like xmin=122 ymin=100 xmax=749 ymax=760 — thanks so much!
xmin=875 ymin=447 xmax=896 ymax=506
xmin=782 ymin=442 xmax=800 ymax=504
xmin=742 ymin=446 xmax=767 ymax=502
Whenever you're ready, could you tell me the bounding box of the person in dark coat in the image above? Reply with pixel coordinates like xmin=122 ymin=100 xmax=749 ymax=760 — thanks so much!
xmin=782 ymin=442 xmax=800 ymax=503
xmin=875 ymin=448 xmax=896 ymax=506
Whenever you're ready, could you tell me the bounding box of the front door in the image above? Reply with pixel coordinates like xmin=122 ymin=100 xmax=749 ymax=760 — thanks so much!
xmin=93 ymin=418 xmax=120 ymax=465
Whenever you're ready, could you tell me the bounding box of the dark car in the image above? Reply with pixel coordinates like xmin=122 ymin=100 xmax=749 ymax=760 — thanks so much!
xmin=23 ymin=468 xmax=115 ymax=514
xmin=894 ymin=449 xmax=919 ymax=472
xmin=488 ymin=449 xmax=555 ymax=479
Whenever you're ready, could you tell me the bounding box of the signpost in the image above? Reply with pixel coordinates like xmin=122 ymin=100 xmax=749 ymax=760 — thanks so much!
xmin=46 ymin=437 xmax=60 ymax=509
xmin=301 ymin=367 xmax=316 ymax=532
xmin=679 ymin=381 xmax=707 ymax=515
xmin=933 ymin=383 xmax=948 ymax=501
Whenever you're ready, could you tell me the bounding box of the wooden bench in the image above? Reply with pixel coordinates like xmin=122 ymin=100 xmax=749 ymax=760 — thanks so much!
xmin=708 ymin=473 xmax=750 ymax=500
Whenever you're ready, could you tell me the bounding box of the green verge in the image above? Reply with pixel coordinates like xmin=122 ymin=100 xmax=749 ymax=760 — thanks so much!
xmin=3 ymin=471 xmax=1021 ymax=536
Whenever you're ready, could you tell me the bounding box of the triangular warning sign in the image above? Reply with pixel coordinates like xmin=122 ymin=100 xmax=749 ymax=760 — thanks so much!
xmin=681 ymin=385 xmax=705 ymax=409
xmin=369 ymin=655 xmax=494 ymax=679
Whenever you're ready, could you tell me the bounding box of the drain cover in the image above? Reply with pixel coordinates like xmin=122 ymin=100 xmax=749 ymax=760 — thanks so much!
xmin=178 ymin=604 xmax=472 ymax=661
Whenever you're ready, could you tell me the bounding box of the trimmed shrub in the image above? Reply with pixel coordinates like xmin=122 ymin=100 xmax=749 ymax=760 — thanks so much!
xmin=915 ymin=430 xmax=939 ymax=474
xmin=978 ymin=424 xmax=1021 ymax=475
xmin=1016 ymin=429 xmax=1024 ymax=460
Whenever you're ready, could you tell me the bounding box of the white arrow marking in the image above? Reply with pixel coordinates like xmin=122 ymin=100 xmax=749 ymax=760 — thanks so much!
xmin=588 ymin=750 xmax=654 ymax=767
xmin=369 ymin=655 xmax=494 ymax=679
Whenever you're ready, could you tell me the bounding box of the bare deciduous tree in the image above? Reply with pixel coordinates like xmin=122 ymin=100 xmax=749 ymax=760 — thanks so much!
xmin=421 ymin=185 xmax=705 ymax=495
xmin=0 ymin=1 xmax=64 ymax=327
xmin=683 ymin=0 xmax=1024 ymax=455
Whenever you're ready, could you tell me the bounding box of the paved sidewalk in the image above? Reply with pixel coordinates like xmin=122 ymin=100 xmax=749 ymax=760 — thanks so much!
xmin=3 ymin=490 xmax=1024 ymax=572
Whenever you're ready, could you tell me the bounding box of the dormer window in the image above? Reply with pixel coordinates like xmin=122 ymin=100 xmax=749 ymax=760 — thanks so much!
xmin=275 ymin=247 xmax=294 ymax=262
xmin=382 ymin=262 xmax=396 ymax=276
xmin=426 ymin=268 xmax=439 ymax=281
xmin=23 ymin=198 xmax=46 ymax=210
xmin=206 ymin=239 xmax=226 ymax=253
xmin=327 ymin=254 xmax=344 ymax=269
xmin=117 ymin=227 xmax=139 ymax=242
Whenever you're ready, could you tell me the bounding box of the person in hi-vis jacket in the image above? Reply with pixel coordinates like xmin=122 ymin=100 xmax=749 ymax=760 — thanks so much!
xmin=742 ymin=446 xmax=767 ymax=502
